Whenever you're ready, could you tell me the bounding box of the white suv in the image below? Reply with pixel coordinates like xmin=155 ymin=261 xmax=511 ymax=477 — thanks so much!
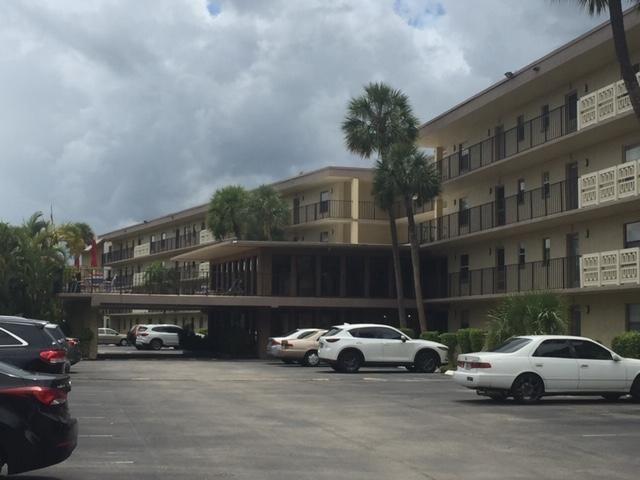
xmin=135 ymin=324 xmax=183 ymax=350
xmin=318 ymin=324 xmax=448 ymax=373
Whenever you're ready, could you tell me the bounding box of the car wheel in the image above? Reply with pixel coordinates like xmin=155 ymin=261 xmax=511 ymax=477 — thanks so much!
xmin=337 ymin=350 xmax=362 ymax=373
xmin=601 ymin=393 xmax=622 ymax=401
xmin=150 ymin=339 xmax=163 ymax=351
xmin=488 ymin=392 xmax=509 ymax=401
xmin=302 ymin=350 xmax=320 ymax=367
xmin=330 ymin=365 xmax=342 ymax=372
xmin=134 ymin=345 xmax=143 ymax=350
xmin=413 ymin=350 xmax=439 ymax=373
xmin=511 ymin=373 xmax=544 ymax=404
xmin=631 ymin=376 xmax=640 ymax=402
xmin=281 ymin=359 xmax=294 ymax=364
xmin=119 ymin=339 xmax=128 ymax=346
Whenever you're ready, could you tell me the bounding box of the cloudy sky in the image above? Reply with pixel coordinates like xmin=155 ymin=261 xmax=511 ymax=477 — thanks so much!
xmin=0 ymin=0 xmax=603 ymax=234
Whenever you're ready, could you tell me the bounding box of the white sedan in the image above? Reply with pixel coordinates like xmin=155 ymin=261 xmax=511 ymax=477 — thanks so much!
xmin=453 ymin=335 xmax=640 ymax=403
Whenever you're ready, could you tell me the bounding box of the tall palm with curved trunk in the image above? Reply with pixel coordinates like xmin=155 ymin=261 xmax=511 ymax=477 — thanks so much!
xmin=387 ymin=143 xmax=441 ymax=333
xmin=574 ymin=0 xmax=640 ymax=121
xmin=342 ymin=82 xmax=419 ymax=328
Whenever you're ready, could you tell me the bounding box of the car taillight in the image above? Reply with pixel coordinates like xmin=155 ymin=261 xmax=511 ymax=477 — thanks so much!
xmin=459 ymin=361 xmax=491 ymax=369
xmin=67 ymin=339 xmax=78 ymax=347
xmin=326 ymin=338 xmax=340 ymax=343
xmin=139 ymin=332 xmax=149 ymax=336
xmin=0 ymin=386 xmax=67 ymax=406
xmin=40 ymin=349 xmax=67 ymax=364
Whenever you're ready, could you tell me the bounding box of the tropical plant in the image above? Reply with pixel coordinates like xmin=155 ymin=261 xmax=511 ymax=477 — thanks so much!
xmin=456 ymin=328 xmax=472 ymax=354
xmin=143 ymin=261 xmax=178 ymax=294
xmin=207 ymin=185 xmax=250 ymax=240
xmin=57 ymin=222 xmax=95 ymax=266
xmin=573 ymin=0 xmax=640 ymax=121
xmin=468 ymin=328 xmax=487 ymax=352
xmin=419 ymin=331 xmax=441 ymax=342
xmin=246 ymin=185 xmax=289 ymax=240
xmin=342 ymin=82 xmax=419 ymax=328
xmin=398 ymin=327 xmax=416 ymax=339
xmin=485 ymin=292 xmax=569 ymax=350
xmin=387 ymin=142 xmax=441 ymax=333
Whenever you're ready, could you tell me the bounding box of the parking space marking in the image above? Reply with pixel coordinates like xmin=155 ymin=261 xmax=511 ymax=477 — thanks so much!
xmin=582 ymin=434 xmax=619 ymax=437
xmin=79 ymin=434 xmax=114 ymax=438
xmin=363 ymin=377 xmax=388 ymax=382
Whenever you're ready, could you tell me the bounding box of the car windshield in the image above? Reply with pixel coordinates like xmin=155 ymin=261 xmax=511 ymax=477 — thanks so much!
xmin=490 ymin=337 xmax=532 ymax=353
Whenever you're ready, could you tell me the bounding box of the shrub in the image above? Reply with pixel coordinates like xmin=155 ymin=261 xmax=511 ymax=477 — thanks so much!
xmin=468 ymin=328 xmax=486 ymax=352
xmin=197 ymin=329 xmax=208 ymax=336
xmin=457 ymin=329 xmax=471 ymax=354
xmin=420 ymin=331 xmax=441 ymax=342
xmin=399 ymin=327 xmax=416 ymax=339
xmin=79 ymin=327 xmax=94 ymax=358
xmin=438 ymin=332 xmax=458 ymax=353
xmin=611 ymin=332 xmax=640 ymax=359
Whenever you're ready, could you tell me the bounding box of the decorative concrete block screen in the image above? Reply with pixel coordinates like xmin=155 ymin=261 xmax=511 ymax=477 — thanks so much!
xmin=133 ymin=243 xmax=151 ymax=258
xmin=199 ymin=229 xmax=215 ymax=244
xmin=579 ymin=160 xmax=639 ymax=208
xmin=581 ymin=248 xmax=640 ymax=288
xmin=578 ymin=73 xmax=640 ymax=130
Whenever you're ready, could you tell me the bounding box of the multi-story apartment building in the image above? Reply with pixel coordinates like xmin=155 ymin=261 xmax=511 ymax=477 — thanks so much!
xmin=418 ymin=10 xmax=640 ymax=346
xmin=62 ymin=11 xmax=639 ymax=356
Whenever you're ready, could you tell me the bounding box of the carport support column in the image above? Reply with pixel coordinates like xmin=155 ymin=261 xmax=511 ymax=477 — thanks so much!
xmin=256 ymin=309 xmax=271 ymax=359
xmin=63 ymin=299 xmax=100 ymax=360
xmin=350 ymin=178 xmax=359 ymax=244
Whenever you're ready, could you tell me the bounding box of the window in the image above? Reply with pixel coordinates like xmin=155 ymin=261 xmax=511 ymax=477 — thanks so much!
xmin=296 ymin=330 xmax=317 ymax=339
xmin=624 ymin=221 xmax=640 ymax=248
xmin=542 ymin=238 xmax=551 ymax=263
xmin=490 ymin=337 xmax=532 ymax=353
xmin=533 ymin=339 xmax=573 ymax=358
xmin=570 ymin=340 xmax=612 ymax=360
xmin=377 ymin=327 xmax=403 ymax=340
xmin=459 ymin=145 xmax=470 ymax=172
xmin=350 ymin=327 xmax=380 ymax=339
xmin=0 ymin=328 xmax=25 ymax=347
xmin=460 ymin=254 xmax=469 ymax=283
xmin=624 ymin=144 xmax=640 ymax=163
xmin=628 ymin=304 xmax=640 ymax=332
xmin=542 ymin=171 xmax=550 ymax=198
xmin=518 ymin=243 xmax=526 ymax=266
xmin=319 ymin=231 xmax=329 ymax=242
xmin=517 ymin=115 xmax=525 ymax=142
xmin=517 ymin=179 xmax=525 ymax=204
xmin=319 ymin=191 xmax=330 ymax=214
xmin=541 ymin=105 xmax=550 ymax=131
xmin=458 ymin=197 xmax=469 ymax=227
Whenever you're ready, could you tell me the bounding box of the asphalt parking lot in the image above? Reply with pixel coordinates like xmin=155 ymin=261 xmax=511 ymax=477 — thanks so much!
xmin=24 ymin=359 xmax=640 ymax=480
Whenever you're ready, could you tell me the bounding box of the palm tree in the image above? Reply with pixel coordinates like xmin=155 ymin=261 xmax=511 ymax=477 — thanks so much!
xmin=207 ymin=186 xmax=250 ymax=240
xmin=246 ymin=185 xmax=290 ymax=240
xmin=57 ymin=223 xmax=94 ymax=266
xmin=387 ymin=142 xmax=441 ymax=333
xmin=342 ymin=82 xmax=419 ymax=328
xmin=574 ymin=0 xmax=640 ymax=121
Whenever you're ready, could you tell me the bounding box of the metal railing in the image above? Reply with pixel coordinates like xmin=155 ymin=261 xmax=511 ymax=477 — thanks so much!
xmin=443 ymin=256 xmax=581 ymax=298
xmin=102 ymin=248 xmax=134 ymax=264
xmin=150 ymin=233 xmax=200 ymax=255
xmin=436 ymin=104 xmax=577 ymax=182
xmin=359 ymin=199 xmax=434 ymax=221
xmin=291 ymin=200 xmax=352 ymax=225
xmin=419 ymin=178 xmax=578 ymax=244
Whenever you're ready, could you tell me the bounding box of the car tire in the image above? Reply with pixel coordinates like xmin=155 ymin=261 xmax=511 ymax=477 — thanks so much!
xmin=337 ymin=350 xmax=362 ymax=373
xmin=631 ymin=376 xmax=640 ymax=402
xmin=601 ymin=393 xmax=622 ymax=401
xmin=511 ymin=373 xmax=544 ymax=404
xmin=150 ymin=339 xmax=163 ymax=351
xmin=413 ymin=350 xmax=439 ymax=373
xmin=119 ymin=339 xmax=128 ymax=346
xmin=302 ymin=350 xmax=320 ymax=367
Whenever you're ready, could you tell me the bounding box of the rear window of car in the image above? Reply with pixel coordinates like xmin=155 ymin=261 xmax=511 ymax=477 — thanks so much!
xmin=490 ymin=337 xmax=532 ymax=353
xmin=0 ymin=328 xmax=26 ymax=347
xmin=324 ymin=328 xmax=343 ymax=337
xmin=45 ymin=324 xmax=66 ymax=341
xmin=138 ymin=326 xmax=148 ymax=332
xmin=296 ymin=330 xmax=316 ymax=339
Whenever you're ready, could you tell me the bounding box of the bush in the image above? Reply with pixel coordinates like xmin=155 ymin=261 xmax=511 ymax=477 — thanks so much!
xmin=399 ymin=327 xmax=416 ymax=339
xmin=611 ymin=332 xmax=640 ymax=359
xmin=438 ymin=332 xmax=458 ymax=353
xmin=457 ymin=329 xmax=471 ymax=354
xmin=196 ymin=329 xmax=208 ymax=336
xmin=420 ymin=331 xmax=441 ymax=342
xmin=468 ymin=328 xmax=486 ymax=352
xmin=79 ymin=327 xmax=94 ymax=358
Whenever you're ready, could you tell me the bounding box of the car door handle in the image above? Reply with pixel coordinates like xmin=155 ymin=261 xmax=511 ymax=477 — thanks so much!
xmin=534 ymin=363 xmax=543 ymax=367
xmin=580 ymin=364 xmax=589 ymax=368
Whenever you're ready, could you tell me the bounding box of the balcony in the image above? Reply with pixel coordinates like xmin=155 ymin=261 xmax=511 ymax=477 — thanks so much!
xmin=579 ymin=159 xmax=640 ymax=208
xmin=578 ymin=73 xmax=640 ymax=129
xmin=436 ymin=104 xmax=576 ymax=182
xmin=441 ymin=256 xmax=580 ymax=299
xmin=581 ymin=248 xmax=640 ymax=287
xmin=149 ymin=233 xmax=200 ymax=255
xmin=102 ymin=248 xmax=133 ymax=264
xmin=200 ymin=229 xmax=215 ymax=244
xmin=420 ymin=178 xmax=578 ymax=245
xmin=358 ymin=199 xmax=434 ymax=221
xmin=291 ymin=200 xmax=352 ymax=225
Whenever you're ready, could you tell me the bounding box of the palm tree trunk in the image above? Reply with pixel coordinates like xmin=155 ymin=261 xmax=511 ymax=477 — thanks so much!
xmin=387 ymin=210 xmax=407 ymax=328
xmin=404 ymin=196 xmax=427 ymax=333
xmin=609 ymin=0 xmax=640 ymax=123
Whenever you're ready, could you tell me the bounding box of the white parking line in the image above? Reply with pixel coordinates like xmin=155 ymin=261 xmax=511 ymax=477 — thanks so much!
xmin=582 ymin=434 xmax=619 ymax=438
xmin=362 ymin=377 xmax=388 ymax=382
xmin=79 ymin=434 xmax=114 ymax=438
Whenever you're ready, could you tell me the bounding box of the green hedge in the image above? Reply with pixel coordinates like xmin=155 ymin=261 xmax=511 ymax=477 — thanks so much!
xmin=420 ymin=331 xmax=441 ymax=342
xmin=399 ymin=328 xmax=416 ymax=339
xmin=468 ymin=328 xmax=487 ymax=352
xmin=612 ymin=332 xmax=640 ymax=359
xmin=456 ymin=329 xmax=471 ymax=354
xmin=438 ymin=332 xmax=458 ymax=353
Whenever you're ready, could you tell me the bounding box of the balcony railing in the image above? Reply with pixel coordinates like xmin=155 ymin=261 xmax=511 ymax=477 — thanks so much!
xmin=436 ymin=104 xmax=577 ymax=182
xmin=359 ymin=199 xmax=434 ymax=221
xmin=581 ymin=248 xmax=640 ymax=288
xmin=150 ymin=233 xmax=200 ymax=255
xmin=420 ymin=178 xmax=578 ymax=244
xmin=102 ymin=248 xmax=133 ymax=264
xmin=291 ymin=200 xmax=352 ymax=225
xmin=579 ymin=160 xmax=640 ymax=208
xmin=443 ymin=256 xmax=581 ymax=298
xmin=578 ymin=73 xmax=640 ymax=129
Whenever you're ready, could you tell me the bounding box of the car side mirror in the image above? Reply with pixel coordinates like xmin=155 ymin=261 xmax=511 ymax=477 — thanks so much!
xmin=401 ymin=336 xmax=408 ymax=343
xmin=612 ymin=354 xmax=622 ymax=362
